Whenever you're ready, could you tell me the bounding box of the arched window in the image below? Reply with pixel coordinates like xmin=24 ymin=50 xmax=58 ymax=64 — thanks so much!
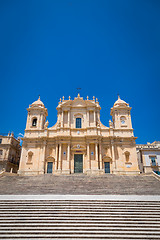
xmin=32 ymin=118 xmax=37 ymax=127
xmin=76 ymin=118 xmax=82 ymax=128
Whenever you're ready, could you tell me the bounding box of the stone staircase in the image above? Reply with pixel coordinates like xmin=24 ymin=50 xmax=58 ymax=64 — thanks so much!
xmin=0 ymin=199 xmax=160 ymax=239
xmin=0 ymin=174 xmax=160 ymax=194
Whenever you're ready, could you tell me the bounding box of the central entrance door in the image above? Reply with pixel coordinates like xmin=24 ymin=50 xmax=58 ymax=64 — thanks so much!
xmin=74 ymin=154 xmax=83 ymax=173
xmin=104 ymin=162 xmax=110 ymax=173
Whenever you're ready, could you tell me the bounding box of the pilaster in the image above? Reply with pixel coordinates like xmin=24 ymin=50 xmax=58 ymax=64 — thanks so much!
xmin=99 ymin=141 xmax=103 ymax=170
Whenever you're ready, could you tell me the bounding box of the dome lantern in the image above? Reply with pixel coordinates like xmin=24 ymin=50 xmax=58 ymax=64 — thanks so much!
xmin=30 ymin=96 xmax=45 ymax=108
xmin=113 ymin=95 xmax=129 ymax=108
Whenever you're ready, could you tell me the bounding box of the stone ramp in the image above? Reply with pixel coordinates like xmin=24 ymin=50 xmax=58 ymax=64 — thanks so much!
xmin=0 ymin=174 xmax=160 ymax=195
xmin=0 ymin=196 xmax=160 ymax=239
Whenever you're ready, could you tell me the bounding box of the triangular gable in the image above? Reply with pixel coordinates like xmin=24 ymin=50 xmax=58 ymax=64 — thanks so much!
xmin=72 ymin=98 xmax=86 ymax=107
xmin=61 ymin=98 xmax=97 ymax=108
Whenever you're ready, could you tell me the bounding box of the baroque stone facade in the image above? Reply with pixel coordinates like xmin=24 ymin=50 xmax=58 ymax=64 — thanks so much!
xmin=18 ymin=95 xmax=140 ymax=175
xmin=0 ymin=133 xmax=21 ymax=173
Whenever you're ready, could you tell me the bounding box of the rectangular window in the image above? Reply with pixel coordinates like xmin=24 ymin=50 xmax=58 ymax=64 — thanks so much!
xmin=76 ymin=118 xmax=81 ymax=128
xmin=0 ymin=150 xmax=3 ymax=155
xmin=150 ymin=156 xmax=156 ymax=166
xmin=0 ymin=139 xmax=2 ymax=144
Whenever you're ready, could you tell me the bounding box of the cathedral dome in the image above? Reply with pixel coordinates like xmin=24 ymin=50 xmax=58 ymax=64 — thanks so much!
xmin=31 ymin=96 xmax=45 ymax=107
xmin=113 ymin=96 xmax=129 ymax=107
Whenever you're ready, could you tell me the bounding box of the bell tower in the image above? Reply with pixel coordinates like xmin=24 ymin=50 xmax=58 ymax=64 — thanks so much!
xmin=25 ymin=96 xmax=48 ymax=131
xmin=110 ymin=96 xmax=132 ymax=130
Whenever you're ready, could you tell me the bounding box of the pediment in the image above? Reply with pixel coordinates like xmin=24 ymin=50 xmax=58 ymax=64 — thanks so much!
xmin=71 ymin=98 xmax=97 ymax=108
xmin=72 ymin=98 xmax=86 ymax=107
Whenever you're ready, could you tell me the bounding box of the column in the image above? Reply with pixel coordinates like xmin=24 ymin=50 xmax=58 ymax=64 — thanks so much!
xmin=58 ymin=143 xmax=62 ymax=170
xmin=95 ymin=143 xmax=98 ymax=161
xmin=61 ymin=111 xmax=63 ymax=128
xmin=87 ymin=111 xmax=90 ymax=127
xmin=87 ymin=143 xmax=91 ymax=169
xmin=68 ymin=111 xmax=70 ymax=128
xmin=95 ymin=143 xmax=98 ymax=168
xmin=99 ymin=142 xmax=102 ymax=169
xmin=67 ymin=143 xmax=70 ymax=171
xmin=94 ymin=111 xmax=96 ymax=127
xmin=55 ymin=144 xmax=58 ymax=171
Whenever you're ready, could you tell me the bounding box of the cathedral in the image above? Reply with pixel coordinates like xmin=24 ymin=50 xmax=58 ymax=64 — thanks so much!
xmin=18 ymin=94 xmax=140 ymax=175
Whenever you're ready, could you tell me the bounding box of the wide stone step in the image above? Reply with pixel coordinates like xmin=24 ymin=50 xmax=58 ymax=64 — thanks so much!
xmin=1 ymin=206 xmax=158 ymax=210
xmin=1 ymin=230 xmax=160 ymax=234
xmin=1 ymin=234 xmax=160 ymax=239
xmin=0 ymin=199 xmax=159 ymax=202
xmin=1 ymin=219 xmax=160 ymax=224
xmin=0 ymin=208 xmax=160 ymax=215
xmin=1 ymin=223 xmax=160 ymax=227
xmin=0 ymin=211 xmax=159 ymax=216
xmin=0 ymin=200 xmax=160 ymax=206
xmin=1 ymin=215 xmax=160 ymax=221
xmin=1 ymin=206 xmax=160 ymax=210
xmin=0 ymin=217 xmax=160 ymax=222
xmin=1 ymin=226 xmax=160 ymax=231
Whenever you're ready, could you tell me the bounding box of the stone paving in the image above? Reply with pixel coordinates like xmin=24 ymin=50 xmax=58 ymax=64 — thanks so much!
xmin=0 ymin=174 xmax=160 ymax=195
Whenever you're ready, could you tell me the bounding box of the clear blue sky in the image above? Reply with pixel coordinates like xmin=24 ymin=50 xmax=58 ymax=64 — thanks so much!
xmin=0 ymin=0 xmax=160 ymax=144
